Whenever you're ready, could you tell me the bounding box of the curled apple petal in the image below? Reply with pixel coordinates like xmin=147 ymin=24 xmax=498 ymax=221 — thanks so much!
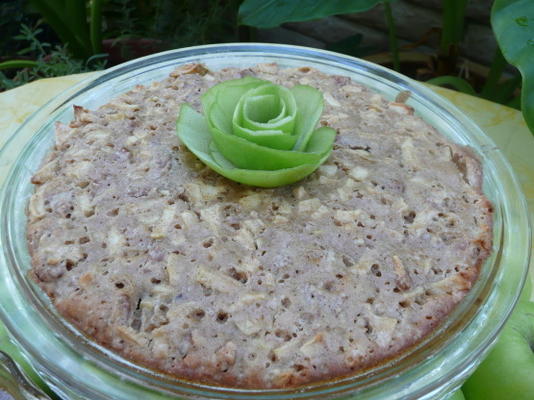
xmin=236 ymin=83 xmax=296 ymax=134
xmin=291 ymin=84 xmax=325 ymax=151
xmin=176 ymin=77 xmax=336 ymax=187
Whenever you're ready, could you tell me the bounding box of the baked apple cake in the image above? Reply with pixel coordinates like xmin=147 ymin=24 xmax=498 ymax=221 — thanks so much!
xmin=27 ymin=63 xmax=492 ymax=388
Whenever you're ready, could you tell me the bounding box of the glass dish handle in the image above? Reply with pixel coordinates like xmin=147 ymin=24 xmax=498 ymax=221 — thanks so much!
xmin=0 ymin=351 xmax=51 ymax=400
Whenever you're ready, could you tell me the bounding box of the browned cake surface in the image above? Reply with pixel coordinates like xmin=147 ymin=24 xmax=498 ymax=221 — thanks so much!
xmin=27 ymin=63 xmax=492 ymax=388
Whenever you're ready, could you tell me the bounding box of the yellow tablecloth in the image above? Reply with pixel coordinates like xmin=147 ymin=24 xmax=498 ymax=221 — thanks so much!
xmin=0 ymin=74 xmax=533 ymax=398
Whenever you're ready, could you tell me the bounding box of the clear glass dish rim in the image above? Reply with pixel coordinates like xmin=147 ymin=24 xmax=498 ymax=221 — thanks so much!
xmin=0 ymin=43 xmax=530 ymax=400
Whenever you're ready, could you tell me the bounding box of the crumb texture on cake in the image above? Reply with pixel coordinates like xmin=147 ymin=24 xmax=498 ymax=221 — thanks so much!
xmin=27 ymin=63 xmax=493 ymax=388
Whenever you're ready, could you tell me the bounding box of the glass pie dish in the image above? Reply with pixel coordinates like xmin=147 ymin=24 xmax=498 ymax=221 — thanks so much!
xmin=0 ymin=43 xmax=530 ymax=400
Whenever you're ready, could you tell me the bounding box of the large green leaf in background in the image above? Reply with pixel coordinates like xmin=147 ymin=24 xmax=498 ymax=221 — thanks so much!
xmin=492 ymin=0 xmax=534 ymax=135
xmin=29 ymin=0 xmax=102 ymax=59
xmin=238 ymin=0 xmax=394 ymax=29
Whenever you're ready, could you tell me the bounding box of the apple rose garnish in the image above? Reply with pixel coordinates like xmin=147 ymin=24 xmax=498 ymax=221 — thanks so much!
xmin=176 ymin=76 xmax=336 ymax=187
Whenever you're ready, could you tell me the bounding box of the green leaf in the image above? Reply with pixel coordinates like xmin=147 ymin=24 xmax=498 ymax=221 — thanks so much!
xmin=28 ymin=0 xmax=104 ymax=59
xmin=29 ymin=0 xmax=90 ymax=58
xmin=384 ymin=1 xmax=400 ymax=72
xmin=0 ymin=60 xmax=38 ymax=70
xmin=238 ymin=0 xmax=392 ymax=29
xmin=176 ymin=104 xmax=335 ymax=188
xmin=492 ymin=0 xmax=534 ymax=135
xmin=426 ymin=76 xmax=477 ymax=96
xmin=492 ymin=75 xmax=522 ymax=104
xmin=65 ymin=0 xmax=90 ymax=50
xmin=480 ymin=48 xmax=508 ymax=99
xmin=440 ymin=0 xmax=468 ymax=53
xmin=90 ymin=0 xmax=103 ymax=54
xmin=326 ymin=34 xmax=371 ymax=57
xmin=507 ymin=95 xmax=522 ymax=110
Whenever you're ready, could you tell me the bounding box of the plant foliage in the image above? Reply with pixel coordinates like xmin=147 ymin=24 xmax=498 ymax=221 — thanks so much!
xmin=238 ymin=0 xmax=393 ymax=29
xmin=0 ymin=24 xmax=106 ymax=91
xmin=103 ymin=0 xmax=241 ymax=49
xmin=28 ymin=0 xmax=103 ymax=59
xmin=0 ymin=0 xmax=29 ymax=56
xmin=492 ymin=0 xmax=534 ymax=134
